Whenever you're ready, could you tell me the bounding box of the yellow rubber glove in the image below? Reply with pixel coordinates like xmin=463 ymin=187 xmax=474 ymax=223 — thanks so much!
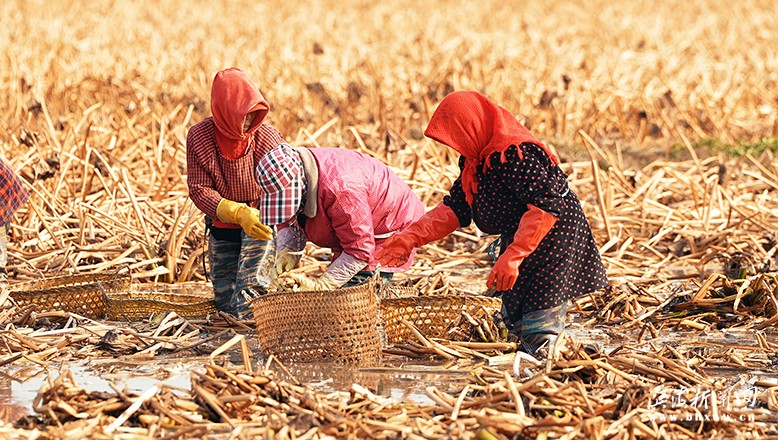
xmin=216 ymin=199 xmax=273 ymax=241
xmin=273 ymin=248 xmax=300 ymax=278
xmin=289 ymin=273 xmax=339 ymax=291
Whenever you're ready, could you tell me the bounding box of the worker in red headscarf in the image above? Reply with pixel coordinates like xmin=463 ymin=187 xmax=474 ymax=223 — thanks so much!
xmin=377 ymin=91 xmax=608 ymax=357
xmin=186 ymin=68 xmax=284 ymax=316
xmin=0 ymin=158 xmax=29 ymax=291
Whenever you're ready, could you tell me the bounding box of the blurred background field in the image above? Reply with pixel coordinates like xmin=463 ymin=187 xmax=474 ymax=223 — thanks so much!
xmin=1 ymin=0 xmax=777 ymax=283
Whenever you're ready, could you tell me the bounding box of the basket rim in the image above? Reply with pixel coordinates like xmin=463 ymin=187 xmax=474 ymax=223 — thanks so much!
xmin=380 ymin=293 xmax=502 ymax=302
xmin=250 ymin=277 xmax=377 ymax=305
xmin=106 ymin=298 xmax=216 ymax=307
xmin=107 ymin=291 xmax=214 ymax=300
xmin=105 ymin=292 xmax=217 ymax=321
xmin=8 ymin=267 xmax=132 ymax=293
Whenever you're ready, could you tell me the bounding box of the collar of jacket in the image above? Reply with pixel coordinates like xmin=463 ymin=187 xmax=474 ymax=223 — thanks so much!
xmin=294 ymin=146 xmax=319 ymax=218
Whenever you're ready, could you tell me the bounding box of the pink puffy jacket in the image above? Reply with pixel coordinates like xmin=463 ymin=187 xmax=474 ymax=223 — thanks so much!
xmin=299 ymin=148 xmax=425 ymax=271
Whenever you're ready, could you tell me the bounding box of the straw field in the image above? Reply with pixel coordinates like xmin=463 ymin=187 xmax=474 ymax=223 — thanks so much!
xmin=1 ymin=0 xmax=777 ymax=283
xmin=2 ymin=0 xmax=778 ymax=438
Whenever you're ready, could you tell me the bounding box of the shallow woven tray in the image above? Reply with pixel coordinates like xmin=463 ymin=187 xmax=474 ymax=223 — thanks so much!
xmin=380 ymin=294 xmax=502 ymax=344
xmin=8 ymin=270 xmax=132 ymax=318
xmin=250 ymin=279 xmax=381 ymax=365
xmin=105 ymin=290 xmax=217 ymax=321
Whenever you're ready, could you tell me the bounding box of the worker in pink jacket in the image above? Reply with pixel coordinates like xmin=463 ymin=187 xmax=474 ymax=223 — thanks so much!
xmin=255 ymin=143 xmax=425 ymax=289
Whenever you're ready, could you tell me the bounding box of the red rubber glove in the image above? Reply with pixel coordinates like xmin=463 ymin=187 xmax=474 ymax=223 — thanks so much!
xmin=376 ymin=202 xmax=459 ymax=267
xmin=487 ymin=204 xmax=558 ymax=291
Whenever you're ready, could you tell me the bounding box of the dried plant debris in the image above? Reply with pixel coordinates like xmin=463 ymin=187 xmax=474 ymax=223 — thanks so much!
xmin=3 ymin=286 xmax=778 ymax=439
xmin=1 ymin=347 xmax=776 ymax=439
xmin=573 ymin=272 xmax=778 ymax=330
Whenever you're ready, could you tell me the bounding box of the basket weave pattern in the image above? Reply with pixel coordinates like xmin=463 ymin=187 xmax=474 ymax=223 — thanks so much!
xmin=250 ymin=280 xmax=381 ymax=364
xmin=380 ymin=295 xmax=502 ymax=344
xmin=105 ymin=291 xmax=217 ymax=321
xmin=9 ymin=271 xmax=132 ymax=318
xmin=378 ymin=284 xmax=419 ymax=299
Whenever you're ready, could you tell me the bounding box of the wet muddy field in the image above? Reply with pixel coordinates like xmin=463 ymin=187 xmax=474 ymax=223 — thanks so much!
xmin=3 ymin=271 xmax=778 ymax=438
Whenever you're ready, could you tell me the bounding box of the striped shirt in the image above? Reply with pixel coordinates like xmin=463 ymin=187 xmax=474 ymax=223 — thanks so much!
xmin=0 ymin=158 xmax=29 ymax=225
xmin=186 ymin=117 xmax=284 ymax=223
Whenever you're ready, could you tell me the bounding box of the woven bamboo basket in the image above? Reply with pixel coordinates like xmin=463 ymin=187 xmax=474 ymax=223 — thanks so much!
xmin=249 ymin=278 xmax=381 ymax=364
xmin=8 ymin=269 xmax=132 ymax=318
xmin=105 ymin=290 xmax=217 ymax=321
xmin=380 ymin=294 xmax=502 ymax=344
xmin=378 ymin=283 xmax=419 ymax=299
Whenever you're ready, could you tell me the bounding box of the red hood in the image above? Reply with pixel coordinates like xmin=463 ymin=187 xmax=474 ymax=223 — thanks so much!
xmin=210 ymin=68 xmax=269 ymax=159
xmin=424 ymin=90 xmax=558 ymax=204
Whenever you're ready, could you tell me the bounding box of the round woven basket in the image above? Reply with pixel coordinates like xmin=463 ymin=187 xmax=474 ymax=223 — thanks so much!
xmin=249 ymin=278 xmax=381 ymax=365
xmin=380 ymin=294 xmax=502 ymax=344
xmin=8 ymin=269 xmax=132 ymax=318
xmin=105 ymin=291 xmax=217 ymax=321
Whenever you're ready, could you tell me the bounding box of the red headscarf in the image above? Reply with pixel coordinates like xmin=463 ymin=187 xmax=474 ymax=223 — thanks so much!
xmin=210 ymin=68 xmax=269 ymax=160
xmin=424 ymin=91 xmax=559 ymax=205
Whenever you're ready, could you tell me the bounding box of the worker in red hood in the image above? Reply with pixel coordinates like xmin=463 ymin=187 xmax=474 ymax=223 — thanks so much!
xmin=186 ymin=68 xmax=284 ymax=316
xmin=0 ymin=158 xmax=29 ymax=291
xmin=377 ymin=91 xmax=608 ymax=357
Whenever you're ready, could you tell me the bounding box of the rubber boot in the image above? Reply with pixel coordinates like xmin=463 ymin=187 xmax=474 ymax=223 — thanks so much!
xmin=518 ymin=302 xmax=568 ymax=359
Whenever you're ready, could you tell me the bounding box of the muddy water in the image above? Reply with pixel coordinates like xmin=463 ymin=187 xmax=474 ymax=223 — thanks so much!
xmin=0 ymin=339 xmax=474 ymax=422
xmin=4 ymin=323 xmax=777 ymax=423
xmin=0 ymin=358 xmax=197 ymax=422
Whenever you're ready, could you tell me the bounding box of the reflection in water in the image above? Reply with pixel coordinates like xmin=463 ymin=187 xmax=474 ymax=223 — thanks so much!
xmin=273 ymin=359 xmax=474 ymax=405
xmin=0 ymin=370 xmax=28 ymax=424
xmin=0 ymin=358 xmax=195 ymax=423
xmin=0 ymin=354 xmax=473 ymax=423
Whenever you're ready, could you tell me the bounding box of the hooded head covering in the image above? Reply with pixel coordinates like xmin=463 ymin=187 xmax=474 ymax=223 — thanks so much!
xmin=210 ymin=68 xmax=269 ymax=160
xmin=424 ymin=90 xmax=559 ymax=205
